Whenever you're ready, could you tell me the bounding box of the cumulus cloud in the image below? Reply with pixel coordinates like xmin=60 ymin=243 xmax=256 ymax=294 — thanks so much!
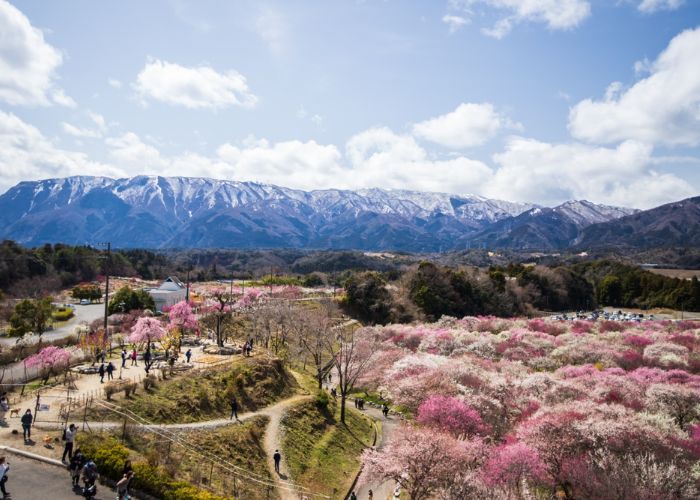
xmin=412 ymin=102 xmax=519 ymax=149
xmin=0 ymin=114 xmax=694 ymax=209
xmin=484 ymin=137 xmax=695 ymax=208
xmin=344 ymin=127 xmax=493 ymax=194
xmin=133 ymin=58 xmax=258 ymax=110
xmin=637 ymin=0 xmax=684 ymax=13
xmin=0 ymin=111 xmax=124 ymax=193
xmin=447 ymin=0 xmax=591 ymax=38
xmin=569 ymin=27 xmax=700 ymax=146
xmin=0 ymin=0 xmax=71 ymax=106
xmin=106 ymin=132 xmax=166 ymax=168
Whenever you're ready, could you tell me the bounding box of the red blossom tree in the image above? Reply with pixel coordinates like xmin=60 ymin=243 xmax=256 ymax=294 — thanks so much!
xmin=417 ymin=395 xmax=489 ymax=438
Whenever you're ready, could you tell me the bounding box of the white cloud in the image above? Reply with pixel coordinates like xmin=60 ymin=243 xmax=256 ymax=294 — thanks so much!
xmin=133 ymin=58 xmax=258 ymax=110
xmin=344 ymin=127 xmax=494 ymax=194
xmin=448 ymin=0 xmax=591 ymax=38
xmin=255 ymin=7 xmax=287 ymax=56
xmin=413 ymin=102 xmax=519 ymax=149
xmin=0 ymin=0 xmax=68 ymax=106
xmin=86 ymin=111 xmax=107 ymax=132
xmin=61 ymin=122 xmax=100 ymax=139
xmin=50 ymin=89 xmax=76 ymax=108
xmin=485 ymin=136 xmax=695 ymax=208
xmin=0 ymin=111 xmax=124 ymax=193
xmin=106 ymin=132 xmax=166 ymax=168
xmin=637 ymin=0 xmax=684 ymax=13
xmin=108 ymin=78 xmax=122 ymax=88
xmin=442 ymin=15 xmax=469 ymax=34
xmin=569 ymin=26 xmax=700 ymax=147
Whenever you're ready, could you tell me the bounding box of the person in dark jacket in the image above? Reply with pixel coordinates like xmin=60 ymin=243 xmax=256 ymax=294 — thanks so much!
xmin=20 ymin=409 xmax=32 ymax=442
xmin=70 ymin=448 xmax=85 ymax=486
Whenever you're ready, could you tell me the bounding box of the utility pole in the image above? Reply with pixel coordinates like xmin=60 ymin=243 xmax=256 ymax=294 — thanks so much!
xmin=102 ymin=242 xmax=111 ymax=334
xmin=185 ymin=267 xmax=191 ymax=302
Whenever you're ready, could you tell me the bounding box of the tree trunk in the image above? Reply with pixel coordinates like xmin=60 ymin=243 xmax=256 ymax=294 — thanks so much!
xmin=340 ymin=393 xmax=346 ymax=424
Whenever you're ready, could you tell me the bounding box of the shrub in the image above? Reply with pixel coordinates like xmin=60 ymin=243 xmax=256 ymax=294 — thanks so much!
xmin=315 ymin=390 xmax=330 ymax=410
xmin=123 ymin=381 xmax=137 ymax=397
xmin=599 ymin=321 xmax=626 ymax=333
xmin=143 ymin=374 xmax=157 ymax=390
xmin=527 ymin=319 xmax=566 ymax=336
xmin=103 ymin=382 xmax=120 ymax=401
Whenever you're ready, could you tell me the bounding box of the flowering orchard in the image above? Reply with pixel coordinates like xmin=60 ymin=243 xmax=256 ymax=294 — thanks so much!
xmin=24 ymin=345 xmax=72 ymax=383
xmin=359 ymin=317 xmax=700 ymax=499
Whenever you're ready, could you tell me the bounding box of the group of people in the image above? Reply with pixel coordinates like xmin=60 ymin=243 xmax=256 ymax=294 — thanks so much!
xmin=97 ymin=361 xmax=115 ymax=383
xmin=62 ymin=423 xmax=134 ymax=500
xmin=349 ymin=489 xmax=373 ymax=500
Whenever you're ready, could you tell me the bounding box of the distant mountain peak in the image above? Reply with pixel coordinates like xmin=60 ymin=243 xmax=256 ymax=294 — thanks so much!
xmin=0 ymin=175 xmax=643 ymax=251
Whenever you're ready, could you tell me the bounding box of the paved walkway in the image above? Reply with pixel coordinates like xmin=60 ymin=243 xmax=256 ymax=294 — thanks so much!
xmin=0 ymin=452 xmax=88 ymax=500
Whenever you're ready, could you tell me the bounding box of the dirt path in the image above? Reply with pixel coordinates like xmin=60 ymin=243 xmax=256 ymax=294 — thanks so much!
xmin=263 ymin=395 xmax=308 ymax=500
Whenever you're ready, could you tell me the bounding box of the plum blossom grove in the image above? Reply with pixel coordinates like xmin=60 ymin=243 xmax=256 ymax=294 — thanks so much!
xmin=359 ymin=317 xmax=700 ymax=499
xmin=24 ymin=345 xmax=72 ymax=382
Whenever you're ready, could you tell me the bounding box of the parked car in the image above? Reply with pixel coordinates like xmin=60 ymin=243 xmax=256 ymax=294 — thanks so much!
xmin=80 ymin=299 xmax=90 ymax=305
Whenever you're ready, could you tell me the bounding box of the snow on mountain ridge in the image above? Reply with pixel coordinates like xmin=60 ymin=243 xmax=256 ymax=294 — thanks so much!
xmin=7 ymin=176 xmax=631 ymax=226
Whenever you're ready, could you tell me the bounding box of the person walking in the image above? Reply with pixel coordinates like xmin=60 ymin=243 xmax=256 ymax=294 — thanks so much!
xmin=69 ymin=448 xmax=85 ymax=487
xmin=0 ymin=456 xmax=9 ymax=499
xmin=130 ymin=349 xmax=138 ymax=366
xmin=20 ymin=409 xmax=32 ymax=443
xmin=121 ymin=349 xmax=127 ymax=368
xmin=106 ymin=362 xmax=115 ymax=380
xmin=382 ymin=404 xmax=389 ymax=418
xmin=116 ymin=470 xmax=134 ymax=500
xmin=273 ymin=450 xmax=281 ymax=474
xmin=368 ymin=489 xmax=373 ymax=500
xmin=230 ymin=396 xmax=239 ymax=420
xmin=349 ymin=492 xmax=357 ymax=500
xmin=62 ymin=423 xmax=78 ymax=462
xmin=98 ymin=363 xmax=105 ymax=383
xmin=185 ymin=349 xmax=192 ymax=363
xmin=143 ymin=349 xmax=151 ymax=373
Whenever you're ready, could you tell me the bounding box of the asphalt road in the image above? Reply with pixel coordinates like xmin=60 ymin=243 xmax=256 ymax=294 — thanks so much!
xmin=0 ymin=453 xmax=93 ymax=500
xmin=0 ymin=304 xmax=106 ymax=348
xmin=0 ymin=304 xmax=104 ymax=384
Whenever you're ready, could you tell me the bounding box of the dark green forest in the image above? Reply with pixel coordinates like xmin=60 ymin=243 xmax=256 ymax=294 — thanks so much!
xmin=1 ymin=241 xmax=698 ymax=325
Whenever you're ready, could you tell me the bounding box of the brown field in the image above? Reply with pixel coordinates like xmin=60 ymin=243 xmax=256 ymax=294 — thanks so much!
xmin=646 ymin=268 xmax=700 ymax=280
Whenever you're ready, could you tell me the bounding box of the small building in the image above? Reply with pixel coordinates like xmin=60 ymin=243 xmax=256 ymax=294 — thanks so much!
xmin=147 ymin=276 xmax=187 ymax=313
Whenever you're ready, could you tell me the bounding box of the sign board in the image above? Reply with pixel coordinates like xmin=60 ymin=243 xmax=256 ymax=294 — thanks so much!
xmin=38 ymin=404 xmax=50 ymax=411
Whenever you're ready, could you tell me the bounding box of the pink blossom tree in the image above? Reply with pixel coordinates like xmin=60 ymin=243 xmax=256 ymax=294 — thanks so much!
xmin=128 ymin=317 xmax=166 ymax=345
xmin=25 ymin=346 xmax=72 ymax=383
xmin=417 ymin=395 xmax=489 ymax=438
xmin=362 ymin=425 xmax=474 ymax=500
xmin=483 ymin=442 xmax=550 ymax=498
xmin=166 ymin=300 xmax=198 ymax=352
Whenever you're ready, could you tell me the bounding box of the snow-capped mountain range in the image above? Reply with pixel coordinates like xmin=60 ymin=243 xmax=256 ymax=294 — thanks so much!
xmin=0 ymin=176 xmax=640 ymax=251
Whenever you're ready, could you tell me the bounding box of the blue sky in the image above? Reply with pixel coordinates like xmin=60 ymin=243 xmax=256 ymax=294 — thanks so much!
xmin=1 ymin=0 xmax=699 ymax=208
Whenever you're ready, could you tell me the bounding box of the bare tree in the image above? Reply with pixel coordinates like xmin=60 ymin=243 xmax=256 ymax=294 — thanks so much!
xmin=289 ymin=300 xmax=338 ymax=390
xmin=333 ymin=325 xmax=376 ymax=424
